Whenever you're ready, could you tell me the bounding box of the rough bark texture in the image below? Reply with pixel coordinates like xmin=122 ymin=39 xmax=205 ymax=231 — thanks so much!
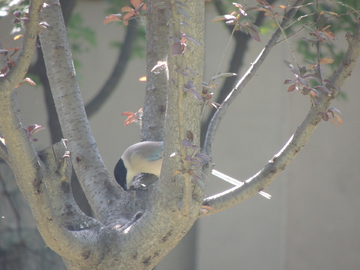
xmin=141 ymin=0 xmax=170 ymax=141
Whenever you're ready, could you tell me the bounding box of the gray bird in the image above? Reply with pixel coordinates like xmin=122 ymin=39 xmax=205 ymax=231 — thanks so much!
xmin=114 ymin=141 xmax=271 ymax=198
xmin=114 ymin=141 xmax=163 ymax=190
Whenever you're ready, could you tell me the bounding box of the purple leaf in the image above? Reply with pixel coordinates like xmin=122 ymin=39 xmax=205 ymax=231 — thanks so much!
xmin=182 ymin=139 xmax=193 ymax=148
xmin=315 ymin=85 xmax=331 ymax=94
xmin=190 ymin=144 xmax=201 ymax=150
xmin=297 ymin=76 xmax=308 ymax=86
xmin=191 ymin=89 xmax=203 ymax=102
xmin=284 ymin=79 xmax=296 ymax=84
xmin=185 ymin=80 xmax=195 ymax=89
xmin=179 ymin=8 xmax=189 ymax=20
xmin=172 ymin=41 xmax=184 ymax=56
xmin=185 ymin=66 xmax=197 ymax=75
xmin=195 ymin=152 xmax=211 ymax=162
xmin=185 ymin=34 xmax=200 ymax=46
xmin=211 ymin=73 xmax=237 ymax=81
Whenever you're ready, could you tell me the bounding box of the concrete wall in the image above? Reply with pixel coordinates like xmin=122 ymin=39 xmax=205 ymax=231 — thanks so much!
xmin=1 ymin=1 xmax=360 ymax=269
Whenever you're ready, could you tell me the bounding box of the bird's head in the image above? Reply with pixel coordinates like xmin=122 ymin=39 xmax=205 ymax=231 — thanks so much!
xmin=114 ymin=158 xmax=128 ymax=190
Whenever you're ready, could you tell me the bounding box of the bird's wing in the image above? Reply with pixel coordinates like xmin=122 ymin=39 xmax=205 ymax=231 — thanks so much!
xmin=145 ymin=142 xmax=163 ymax=161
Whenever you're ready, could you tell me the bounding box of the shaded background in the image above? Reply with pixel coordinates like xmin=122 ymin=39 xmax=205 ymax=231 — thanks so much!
xmin=1 ymin=1 xmax=360 ymax=269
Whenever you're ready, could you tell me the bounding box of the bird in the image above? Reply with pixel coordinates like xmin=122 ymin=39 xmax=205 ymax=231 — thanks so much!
xmin=114 ymin=141 xmax=271 ymax=199
xmin=114 ymin=141 xmax=163 ymax=190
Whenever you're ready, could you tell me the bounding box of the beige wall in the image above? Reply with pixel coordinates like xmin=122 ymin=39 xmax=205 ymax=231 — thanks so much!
xmin=1 ymin=1 xmax=360 ymax=269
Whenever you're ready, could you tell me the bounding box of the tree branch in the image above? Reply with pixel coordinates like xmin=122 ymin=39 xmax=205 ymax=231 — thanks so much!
xmin=141 ymin=1 xmax=169 ymax=141
xmin=0 ymin=93 xmax=83 ymax=262
xmin=38 ymin=141 xmax=99 ymax=229
xmin=201 ymin=0 xmax=277 ymax=145
xmin=38 ymin=0 xmax=122 ymax=222
xmin=203 ymin=0 xmax=304 ymax=161
xmin=85 ymin=20 xmax=138 ymax=118
xmin=29 ymin=0 xmax=77 ymax=144
xmin=200 ymin=18 xmax=360 ymax=217
xmin=0 ymin=0 xmax=43 ymax=90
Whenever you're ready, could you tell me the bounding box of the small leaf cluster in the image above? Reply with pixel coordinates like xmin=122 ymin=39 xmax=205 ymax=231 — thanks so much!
xmin=121 ymin=107 xmax=143 ymax=126
xmin=171 ymin=31 xmax=199 ymax=56
xmin=0 ymin=37 xmax=19 ymax=75
xmin=302 ymin=25 xmax=335 ymax=45
xmin=319 ymin=108 xmax=343 ymax=128
xmin=202 ymin=73 xmax=236 ymax=109
xmin=211 ymin=1 xmax=286 ymax=42
xmin=173 ymin=131 xmax=210 ymax=190
xmin=23 ymin=124 xmax=45 ymax=142
xmin=284 ymin=60 xmax=340 ymax=104
xmin=103 ymin=0 xmax=146 ymax=26
xmin=294 ymin=1 xmax=360 ymax=72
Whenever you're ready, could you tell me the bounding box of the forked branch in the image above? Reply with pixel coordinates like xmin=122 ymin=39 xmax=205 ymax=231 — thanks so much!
xmin=201 ymin=19 xmax=360 ymax=216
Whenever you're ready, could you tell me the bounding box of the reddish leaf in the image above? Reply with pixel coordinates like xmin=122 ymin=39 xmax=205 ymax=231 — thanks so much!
xmin=319 ymin=57 xmax=334 ymax=64
xmin=13 ymin=34 xmax=22 ymax=40
xmin=247 ymin=25 xmax=261 ymax=42
xmin=9 ymin=47 xmax=20 ymax=58
xmin=186 ymin=130 xmax=194 ymax=142
xmin=123 ymin=12 xmax=135 ymax=22
xmin=121 ymin=108 xmax=143 ymax=126
xmin=334 ymin=113 xmax=343 ymax=124
xmin=172 ymin=41 xmax=185 ymax=56
xmin=131 ymin=0 xmax=142 ymax=8
xmin=329 ymin=117 xmax=341 ymax=128
xmin=28 ymin=124 xmax=45 ymax=135
xmin=103 ymin=14 xmax=122 ymax=24
xmin=24 ymin=77 xmax=36 ymax=86
xmin=287 ymin=84 xmax=296 ymax=92
xmin=121 ymin=6 xmax=134 ymax=13
xmin=309 ymin=89 xmax=318 ymax=97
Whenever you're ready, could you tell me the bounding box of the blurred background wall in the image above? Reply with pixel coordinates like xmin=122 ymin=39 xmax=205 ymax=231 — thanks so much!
xmin=1 ymin=1 xmax=359 ymax=269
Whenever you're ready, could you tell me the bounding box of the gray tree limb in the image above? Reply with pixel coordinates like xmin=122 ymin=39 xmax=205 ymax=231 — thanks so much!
xmin=141 ymin=2 xmax=169 ymax=141
xmin=38 ymin=0 xmax=122 ymax=223
xmin=203 ymin=0 xmax=304 ymax=160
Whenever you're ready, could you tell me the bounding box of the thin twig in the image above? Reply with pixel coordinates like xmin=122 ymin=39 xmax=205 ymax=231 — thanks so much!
xmin=0 ymin=0 xmax=44 ymax=91
xmin=203 ymin=0 xmax=304 ymax=161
